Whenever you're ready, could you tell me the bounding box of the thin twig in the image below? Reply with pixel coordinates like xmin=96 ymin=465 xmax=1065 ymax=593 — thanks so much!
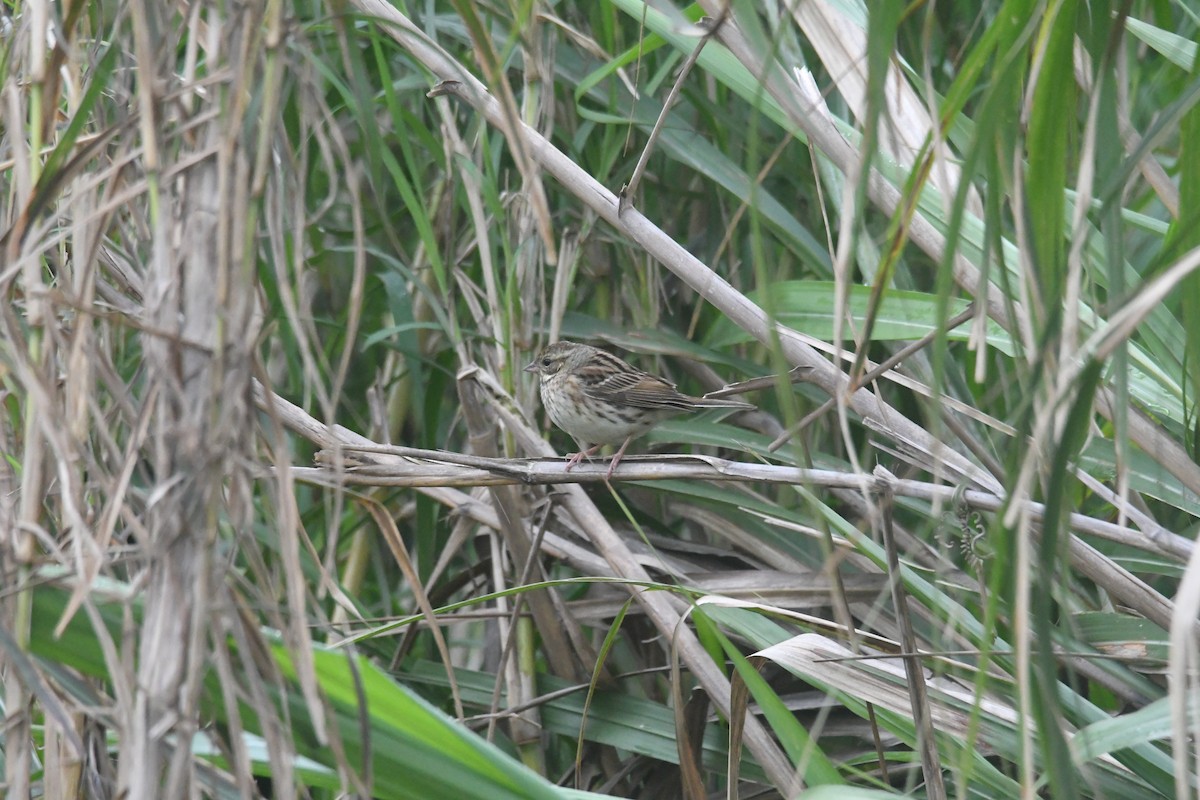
xmin=620 ymin=13 xmax=726 ymax=212
xmin=294 ymin=450 xmax=1187 ymax=559
xmin=768 ymin=304 xmax=976 ymax=451
xmin=876 ymin=469 xmax=946 ymax=799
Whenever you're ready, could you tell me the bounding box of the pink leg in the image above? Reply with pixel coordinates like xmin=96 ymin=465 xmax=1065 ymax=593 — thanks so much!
xmin=564 ymin=444 xmax=602 ymax=471
xmin=604 ymin=437 xmax=634 ymax=480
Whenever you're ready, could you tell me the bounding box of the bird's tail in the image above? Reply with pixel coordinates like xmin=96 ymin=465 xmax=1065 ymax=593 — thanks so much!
xmin=692 ymin=396 xmax=754 ymax=410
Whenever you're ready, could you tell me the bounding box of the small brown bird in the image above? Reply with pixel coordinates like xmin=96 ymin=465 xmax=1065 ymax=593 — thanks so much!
xmin=524 ymin=341 xmax=753 ymax=478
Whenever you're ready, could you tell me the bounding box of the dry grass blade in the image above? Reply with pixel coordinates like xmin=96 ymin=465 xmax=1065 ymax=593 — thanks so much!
xmin=756 ymin=633 xmax=1019 ymax=746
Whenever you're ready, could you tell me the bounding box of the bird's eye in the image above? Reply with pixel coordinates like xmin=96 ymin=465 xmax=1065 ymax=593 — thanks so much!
xmin=541 ymin=357 xmax=553 ymax=368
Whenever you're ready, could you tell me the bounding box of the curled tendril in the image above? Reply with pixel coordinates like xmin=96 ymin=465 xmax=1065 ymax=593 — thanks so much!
xmin=941 ymin=484 xmax=992 ymax=569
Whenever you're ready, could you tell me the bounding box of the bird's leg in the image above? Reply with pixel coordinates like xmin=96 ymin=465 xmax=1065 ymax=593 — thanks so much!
xmin=604 ymin=436 xmax=634 ymax=481
xmin=564 ymin=444 xmax=602 ymax=471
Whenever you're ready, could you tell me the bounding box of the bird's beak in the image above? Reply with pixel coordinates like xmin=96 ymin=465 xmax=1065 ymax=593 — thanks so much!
xmin=522 ymin=361 xmax=538 ymax=374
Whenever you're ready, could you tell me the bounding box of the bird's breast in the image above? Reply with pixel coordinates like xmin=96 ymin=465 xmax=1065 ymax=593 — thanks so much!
xmin=540 ymin=377 xmax=669 ymax=444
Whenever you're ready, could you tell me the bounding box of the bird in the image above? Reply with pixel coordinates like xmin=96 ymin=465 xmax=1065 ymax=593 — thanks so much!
xmin=523 ymin=341 xmax=753 ymax=478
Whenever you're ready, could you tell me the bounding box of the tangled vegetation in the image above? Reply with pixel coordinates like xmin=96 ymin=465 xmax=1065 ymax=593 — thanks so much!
xmin=2 ymin=1 xmax=1199 ymax=798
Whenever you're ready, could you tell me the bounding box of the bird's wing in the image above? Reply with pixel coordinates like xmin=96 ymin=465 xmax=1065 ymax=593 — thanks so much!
xmin=581 ymin=369 xmax=695 ymax=410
